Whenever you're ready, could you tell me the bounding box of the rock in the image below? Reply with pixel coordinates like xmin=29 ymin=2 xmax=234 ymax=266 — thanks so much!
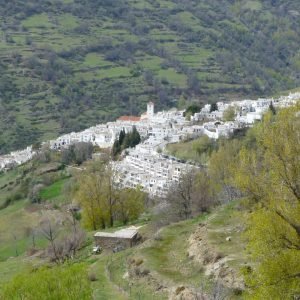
xmin=122 ymin=272 xmax=129 ymax=279
xmin=170 ymin=286 xmax=208 ymax=300
xmin=175 ymin=286 xmax=185 ymax=295
xmin=156 ymin=285 xmax=164 ymax=291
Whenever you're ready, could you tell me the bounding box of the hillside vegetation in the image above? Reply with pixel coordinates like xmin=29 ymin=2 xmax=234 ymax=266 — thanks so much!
xmin=1 ymin=0 xmax=300 ymax=153
xmin=0 ymin=103 xmax=298 ymax=299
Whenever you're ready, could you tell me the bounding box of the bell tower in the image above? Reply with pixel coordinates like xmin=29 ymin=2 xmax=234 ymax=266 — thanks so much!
xmin=147 ymin=101 xmax=154 ymax=118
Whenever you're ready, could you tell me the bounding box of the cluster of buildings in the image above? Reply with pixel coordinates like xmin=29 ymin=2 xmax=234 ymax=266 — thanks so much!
xmin=192 ymin=92 xmax=300 ymax=139
xmin=113 ymin=140 xmax=194 ymax=198
xmin=0 ymin=92 xmax=299 ymax=190
xmin=48 ymin=102 xmax=191 ymax=150
xmin=112 ymin=93 xmax=299 ymax=197
xmin=0 ymin=147 xmax=35 ymax=171
xmin=47 ymin=92 xmax=300 ymax=153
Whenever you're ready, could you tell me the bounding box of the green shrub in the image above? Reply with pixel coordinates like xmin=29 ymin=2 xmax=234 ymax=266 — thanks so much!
xmin=0 ymin=263 xmax=92 ymax=300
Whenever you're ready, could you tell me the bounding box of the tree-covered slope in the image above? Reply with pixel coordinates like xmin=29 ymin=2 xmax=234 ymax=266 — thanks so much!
xmin=0 ymin=0 xmax=299 ymax=153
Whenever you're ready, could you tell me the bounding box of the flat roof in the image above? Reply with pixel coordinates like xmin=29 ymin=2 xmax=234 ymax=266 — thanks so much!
xmin=94 ymin=228 xmax=138 ymax=239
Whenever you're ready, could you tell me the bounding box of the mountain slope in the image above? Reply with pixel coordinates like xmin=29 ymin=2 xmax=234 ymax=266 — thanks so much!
xmin=0 ymin=0 xmax=299 ymax=153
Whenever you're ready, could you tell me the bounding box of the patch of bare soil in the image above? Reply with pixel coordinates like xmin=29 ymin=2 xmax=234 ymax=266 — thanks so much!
xmin=187 ymin=223 xmax=244 ymax=290
xmin=169 ymin=286 xmax=209 ymax=300
xmin=126 ymin=232 xmax=211 ymax=300
xmin=126 ymin=257 xmax=169 ymax=295
xmin=126 ymin=259 xmax=208 ymax=300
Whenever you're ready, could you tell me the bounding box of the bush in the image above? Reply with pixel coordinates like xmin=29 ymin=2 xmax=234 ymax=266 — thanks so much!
xmin=61 ymin=142 xmax=93 ymax=165
xmin=0 ymin=263 xmax=92 ymax=299
xmin=0 ymin=191 xmax=24 ymax=210
xmin=28 ymin=184 xmax=44 ymax=203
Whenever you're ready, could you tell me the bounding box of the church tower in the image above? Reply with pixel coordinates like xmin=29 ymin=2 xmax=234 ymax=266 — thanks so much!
xmin=147 ymin=101 xmax=154 ymax=118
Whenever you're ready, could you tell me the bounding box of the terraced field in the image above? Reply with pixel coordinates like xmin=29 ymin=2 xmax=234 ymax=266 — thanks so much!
xmin=0 ymin=0 xmax=299 ymax=153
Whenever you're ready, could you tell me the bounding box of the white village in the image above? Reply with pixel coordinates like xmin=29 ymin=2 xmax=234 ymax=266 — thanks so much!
xmin=1 ymin=92 xmax=299 ymax=197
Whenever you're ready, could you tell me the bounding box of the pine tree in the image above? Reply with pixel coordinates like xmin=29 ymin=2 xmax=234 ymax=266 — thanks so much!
xmin=112 ymin=139 xmax=121 ymax=158
xmin=269 ymin=101 xmax=276 ymax=115
xmin=131 ymin=126 xmax=141 ymax=146
xmin=210 ymin=102 xmax=218 ymax=112
xmin=122 ymin=133 xmax=131 ymax=149
xmin=119 ymin=128 xmax=125 ymax=145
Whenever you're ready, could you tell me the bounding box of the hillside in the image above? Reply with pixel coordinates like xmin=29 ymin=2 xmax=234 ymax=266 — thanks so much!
xmin=0 ymin=103 xmax=299 ymax=299
xmin=1 ymin=0 xmax=300 ymax=153
xmin=0 ymin=157 xmax=246 ymax=299
xmin=89 ymin=202 xmax=246 ymax=299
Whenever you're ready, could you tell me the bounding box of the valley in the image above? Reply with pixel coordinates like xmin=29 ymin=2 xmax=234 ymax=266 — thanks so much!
xmin=1 ymin=0 xmax=299 ymax=153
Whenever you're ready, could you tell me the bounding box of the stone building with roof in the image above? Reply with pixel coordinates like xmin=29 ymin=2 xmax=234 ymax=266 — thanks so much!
xmin=94 ymin=227 xmax=141 ymax=250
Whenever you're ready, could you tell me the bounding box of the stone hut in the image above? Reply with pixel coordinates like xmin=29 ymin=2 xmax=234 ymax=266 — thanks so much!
xmin=94 ymin=227 xmax=140 ymax=250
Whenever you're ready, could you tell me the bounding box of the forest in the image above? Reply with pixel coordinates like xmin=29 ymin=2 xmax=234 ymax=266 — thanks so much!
xmin=0 ymin=0 xmax=299 ymax=153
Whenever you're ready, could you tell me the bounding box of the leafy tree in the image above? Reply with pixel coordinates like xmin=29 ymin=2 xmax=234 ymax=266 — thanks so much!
xmin=73 ymin=142 xmax=93 ymax=165
xmin=61 ymin=142 xmax=93 ymax=165
xmin=244 ymin=205 xmax=300 ymax=299
xmin=223 ymin=106 xmax=236 ymax=121
xmin=75 ymin=161 xmax=145 ymax=229
xmin=210 ymin=102 xmax=218 ymax=112
xmin=75 ymin=162 xmax=109 ymax=230
xmin=61 ymin=147 xmax=75 ymax=165
xmin=186 ymin=104 xmax=201 ymax=115
xmin=208 ymin=139 xmax=242 ymax=202
xmin=117 ymin=187 xmax=145 ymax=225
xmin=192 ymin=135 xmax=217 ymax=159
xmin=28 ymin=184 xmax=44 ymax=203
xmin=230 ymin=105 xmax=300 ymax=299
xmin=184 ymin=103 xmax=201 ymax=120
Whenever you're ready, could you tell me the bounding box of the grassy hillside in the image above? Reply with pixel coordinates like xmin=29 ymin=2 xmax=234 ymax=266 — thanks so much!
xmin=0 ymin=153 xmax=246 ymax=298
xmin=0 ymin=0 xmax=299 ymax=153
xmin=88 ymin=202 xmax=245 ymax=299
xmin=0 ymin=156 xmax=71 ymax=261
xmin=1 ymin=105 xmax=298 ymax=298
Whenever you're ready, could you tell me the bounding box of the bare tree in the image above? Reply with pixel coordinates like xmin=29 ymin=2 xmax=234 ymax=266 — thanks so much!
xmin=168 ymin=170 xmax=195 ymax=220
xmin=63 ymin=229 xmax=86 ymax=260
xmin=11 ymin=233 xmax=19 ymax=257
xmin=66 ymin=208 xmax=86 ymax=258
xmin=192 ymin=171 xmax=216 ymax=214
xmin=40 ymin=217 xmax=59 ymax=262
xmin=24 ymin=226 xmax=37 ymax=248
xmin=40 ymin=214 xmax=86 ymax=262
xmin=166 ymin=169 xmax=216 ymax=221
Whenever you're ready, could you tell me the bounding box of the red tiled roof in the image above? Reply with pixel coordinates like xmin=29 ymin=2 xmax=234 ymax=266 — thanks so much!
xmin=117 ymin=116 xmax=141 ymax=122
